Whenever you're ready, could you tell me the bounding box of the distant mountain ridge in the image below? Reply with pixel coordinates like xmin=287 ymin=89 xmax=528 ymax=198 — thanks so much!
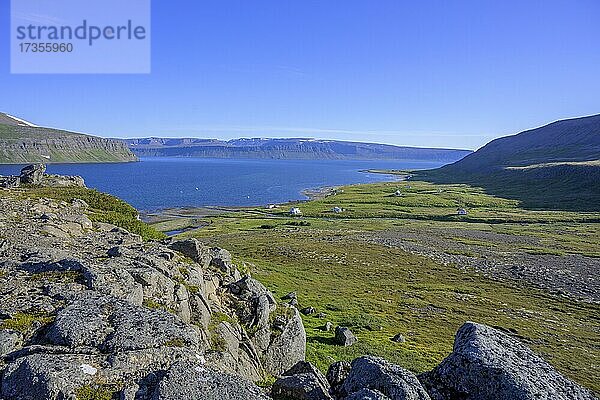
xmin=123 ymin=137 xmax=472 ymax=162
xmin=421 ymin=114 xmax=600 ymax=211
xmin=0 ymin=113 xmax=138 ymax=164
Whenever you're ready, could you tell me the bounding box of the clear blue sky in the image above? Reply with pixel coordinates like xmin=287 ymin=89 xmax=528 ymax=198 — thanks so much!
xmin=1 ymin=0 xmax=599 ymax=149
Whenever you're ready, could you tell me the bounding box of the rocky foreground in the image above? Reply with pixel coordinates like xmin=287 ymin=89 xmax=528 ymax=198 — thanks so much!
xmin=0 ymin=167 xmax=597 ymax=399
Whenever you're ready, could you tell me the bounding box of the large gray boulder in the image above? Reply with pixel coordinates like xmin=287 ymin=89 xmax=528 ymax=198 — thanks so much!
xmin=230 ymin=275 xmax=276 ymax=328
xmin=264 ymin=305 xmax=307 ymax=376
xmin=327 ymin=360 xmax=352 ymax=397
xmin=168 ymin=238 xmax=212 ymax=266
xmin=273 ymin=374 xmax=332 ymax=400
xmin=19 ymin=164 xmax=46 ymax=185
xmin=342 ymin=356 xmax=430 ymax=400
xmin=151 ymin=360 xmax=269 ymax=400
xmin=42 ymin=174 xmax=85 ymax=187
xmin=228 ymin=276 xmax=306 ymax=377
xmin=1 ymin=353 xmax=101 ymax=400
xmin=334 ymin=326 xmax=357 ymax=347
xmin=272 ymin=361 xmax=333 ymax=400
xmin=45 ymin=295 xmax=201 ymax=352
xmin=419 ymin=322 xmax=597 ymax=400
xmin=205 ymin=320 xmax=264 ymax=382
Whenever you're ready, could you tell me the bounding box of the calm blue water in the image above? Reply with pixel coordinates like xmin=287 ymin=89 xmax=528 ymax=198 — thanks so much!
xmin=0 ymin=157 xmax=445 ymax=211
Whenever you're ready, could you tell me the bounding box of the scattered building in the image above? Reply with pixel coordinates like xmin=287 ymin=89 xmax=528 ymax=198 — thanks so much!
xmin=394 ymin=190 xmax=402 ymax=197
xmin=266 ymin=204 xmax=277 ymax=209
xmin=457 ymin=208 xmax=468 ymax=215
xmin=332 ymin=206 xmax=343 ymax=213
xmin=289 ymin=207 xmax=302 ymax=216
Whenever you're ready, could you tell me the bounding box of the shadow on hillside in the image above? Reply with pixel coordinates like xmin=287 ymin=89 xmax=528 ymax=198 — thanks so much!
xmin=308 ymin=336 xmax=337 ymax=346
xmin=415 ymin=164 xmax=600 ymax=213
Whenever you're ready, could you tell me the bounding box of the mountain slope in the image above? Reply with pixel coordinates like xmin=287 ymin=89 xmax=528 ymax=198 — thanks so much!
xmin=124 ymin=137 xmax=472 ymax=162
xmin=0 ymin=113 xmax=138 ymax=164
xmin=420 ymin=114 xmax=600 ymax=211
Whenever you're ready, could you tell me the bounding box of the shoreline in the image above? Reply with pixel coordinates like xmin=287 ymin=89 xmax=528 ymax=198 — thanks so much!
xmin=142 ymin=170 xmax=406 ymax=224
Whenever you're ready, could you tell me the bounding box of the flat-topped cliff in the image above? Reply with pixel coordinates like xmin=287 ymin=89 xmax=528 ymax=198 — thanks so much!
xmin=0 ymin=113 xmax=137 ymax=164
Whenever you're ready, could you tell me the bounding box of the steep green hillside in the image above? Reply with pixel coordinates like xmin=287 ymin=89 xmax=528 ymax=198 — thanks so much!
xmin=420 ymin=114 xmax=600 ymax=211
xmin=0 ymin=113 xmax=138 ymax=164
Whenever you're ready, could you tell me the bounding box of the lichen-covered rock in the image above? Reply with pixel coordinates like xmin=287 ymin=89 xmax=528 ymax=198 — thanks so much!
xmin=334 ymin=326 xmax=357 ymax=347
xmin=19 ymin=164 xmax=46 ymax=185
xmin=272 ymin=361 xmax=333 ymax=400
xmin=168 ymin=238 xmax=211 ymax=266
xmin=264 ymin=305 xmax=307 ymax=376
xmin=45 ymin=294 xmax=201 ymax=352
xmin=206 ymin=320 xmax=264 ymax=381
xmin=327 ymin=360 xmax=351 ymax=397
xmin=0 ymin=329 xmax=22 ymax=356
xmin=0 ymin=183 xmax=308 ymax=397
xmin=227 ymin=276 xmax=306 ymax=377
xmin=150 ymin=360 xmax=269 ymax=400
xmin=209 ymin=246 xmax=236 ymax=276
xmin=273 ymin=374 xmax=332 ymax=400
xmin=346 ymin=388 xmax=391 ymax=400
xmin=1 ymin=353 xmax=102 ymax=400
xmin=42 ymin=174 xmax=85 ymax=187
xmin=230 ymin=275 xmax=276 ymax=328
xmin=419 ymin=322 xmax=597 ymax=400
xmin=342 ymin=356 xmax=430 ymax=400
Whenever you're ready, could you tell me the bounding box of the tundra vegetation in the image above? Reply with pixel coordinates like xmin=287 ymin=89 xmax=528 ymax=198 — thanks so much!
xmin=150 ymin=179 xmax=600 ymax=392
xmin=3 ymin=186 xmax=165 ymax=241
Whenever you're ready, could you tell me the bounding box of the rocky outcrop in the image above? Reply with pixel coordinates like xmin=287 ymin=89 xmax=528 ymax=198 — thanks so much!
xmin=277 ymin=326 xmax=597 ymax=400
xmin=0 ymin=190 xmax=306 ymax=399
xmin=227 ymin=275 xmax=306 ymax=377
xmin=342 ymin=356 xmax=430 ymax=400
xmin=18 ymin=164 xmax=46 ymax=184
xmin=327 ymin=361 xmax=351 ymax=398
xmin=272 ymin=361 xmax=332 ymax=400
xmin=150 ymin=361 xmax=270 ymax=400
xmin=419 ymin=322 xmax=597 ymax=400
xmin=0 ymin=181 xmax=596 ymax=400
xmin=0 ymin=164 xmax=85 ymax=188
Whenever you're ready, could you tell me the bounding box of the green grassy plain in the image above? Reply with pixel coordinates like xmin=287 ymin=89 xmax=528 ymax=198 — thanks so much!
xmin=169 ymin=180 xmax=600 ymax=392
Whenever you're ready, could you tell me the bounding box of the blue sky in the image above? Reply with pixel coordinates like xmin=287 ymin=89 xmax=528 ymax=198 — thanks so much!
xmin=1 ymin=0 xmax=599 ymax=149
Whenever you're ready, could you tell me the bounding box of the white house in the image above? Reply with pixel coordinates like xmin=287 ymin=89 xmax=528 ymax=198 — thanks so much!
xmin=290 ymin=207 xmax=302 ymax=216
xmin=394 ymin=190 xmax=402 ymax=197
xmin=332 ymin=206 xmax=343 ymax=213
xmin=457 ymin=208 xmax=468 ymax=215
xmin=266 ymin=204 xmax=277 ymax=209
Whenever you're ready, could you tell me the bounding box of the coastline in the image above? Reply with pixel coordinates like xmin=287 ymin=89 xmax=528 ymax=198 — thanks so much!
xmin=143 ymin=169 xmax=406 ymax=225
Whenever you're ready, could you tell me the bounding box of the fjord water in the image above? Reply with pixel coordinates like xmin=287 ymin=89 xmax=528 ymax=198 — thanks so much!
xmin=0 ymin=157 xmax=446 ymax=211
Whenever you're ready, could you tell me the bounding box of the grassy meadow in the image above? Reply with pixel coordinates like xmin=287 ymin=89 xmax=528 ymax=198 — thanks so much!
xmin=163 ymin=179 xmax=600 ymax=392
